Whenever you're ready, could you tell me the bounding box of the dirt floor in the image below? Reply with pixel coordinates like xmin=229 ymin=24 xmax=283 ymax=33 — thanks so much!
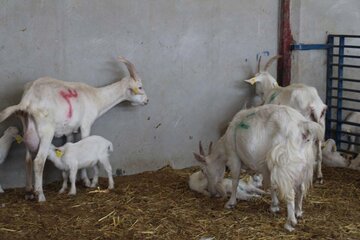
xmin=0 ymin=166 xmax=360 ymax=240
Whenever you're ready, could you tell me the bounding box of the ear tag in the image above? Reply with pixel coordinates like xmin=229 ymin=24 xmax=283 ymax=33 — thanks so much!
xmin=55 ymin=149 xmax=63 ymax=158
xmin=132 ymin=87 xmax=139 ymax=94
xmin=247 ymin=77 xmax=257 ymax=85
xmin=243 ymin=175 xmax=251 ymax=184
xmin=15 ymin=135 xmax=23 ymax=144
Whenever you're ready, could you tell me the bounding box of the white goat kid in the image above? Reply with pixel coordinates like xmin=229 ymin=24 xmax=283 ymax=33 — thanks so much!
xmin=0 ymin=56 xmax=148 ymax=202
xmin=189 ymin=169 xmax=266 ymax=200
xmin=321 ymin=139 xmax=349 ymax=168
xmin=0 ymin=126 xmax=20 ymax=193
xmin=47 ymin=136 xmax=114 ymax=195
xmin=244 ymin=56 xmax=327 ymax=183
xmin=193 ymin=105 xmax=323 ymax=231
xmin=343 ymin=112 xmax=360 ymax=152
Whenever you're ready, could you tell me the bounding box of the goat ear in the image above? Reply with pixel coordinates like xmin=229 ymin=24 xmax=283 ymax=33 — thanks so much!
xmin=244 ymin=77 xmax=258 ymax=85
xmin=193 ymin=152 xmax=206 ymax=164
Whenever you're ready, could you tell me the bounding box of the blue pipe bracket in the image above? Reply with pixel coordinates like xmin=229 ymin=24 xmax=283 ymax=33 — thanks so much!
xmin=291 ymin=43 xmax=329 ymax=51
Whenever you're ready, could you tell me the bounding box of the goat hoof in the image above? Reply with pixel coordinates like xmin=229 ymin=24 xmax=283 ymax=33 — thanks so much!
xmin=225 ymin=201 xmax=236 ymax=209
xmin=295 ymin=211 xmax=303 ymax=219
xmin=25 ymin=191 xmax=35 ymax=200
xmin=37 ymin=194 xmax=46 ymax=202
xmin=284 ymin=223 xmax=295 ymax=232
xmin=270 ymin=205 xmax=280 ymax=213
xmin=315 ymin=178 xmax=324 ymax=185
xmin=58 ymin=189 xmax=66 ymax=194
xmin=68 ymin=191 xmax=76 ymax=196
xmin=90 ymin=183 xmax=97 ymax=188
xmin=83 ymin=180 xmax=91 ymax=188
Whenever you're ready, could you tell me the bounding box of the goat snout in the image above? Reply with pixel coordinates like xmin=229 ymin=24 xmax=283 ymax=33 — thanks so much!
xmin=144 ymin=99 xmax=149 ymax=105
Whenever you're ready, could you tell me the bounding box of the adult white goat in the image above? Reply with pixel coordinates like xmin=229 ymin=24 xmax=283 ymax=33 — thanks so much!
xmin=343 ymin=112 xmax=360 ymax=152
xmin=193 ymin=104 xmax=323 ymax=231
xmin=0 ymin=126 xmax=20 ymax=193
xmin=244 ymin=56 xmax=327 ymax=183
xmin=47 ymin=135 xmax=114 ymax=195
xmin=0 ymin=56 xmax=148 ymax=202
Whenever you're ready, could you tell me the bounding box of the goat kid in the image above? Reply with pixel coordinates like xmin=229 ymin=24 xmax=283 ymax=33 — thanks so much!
xmin=193 ymin=104 xmax=323 ymax=231
xmin=244 ymin=56 xmax=327 ymax=183
xmin=0 ymin=126 xmax=21 ymax=193
xmin=189 ymin=169 xmax=266 ymax=200
xmin=321 ymin=139 xmax=349 ymax=168
xmin=0 ymin=56 xmax=148 ymax=202
xmin=343 ymin=112 xmax=360 ymax=152
xmin=47 ymin=135 xmax=114 ymax=195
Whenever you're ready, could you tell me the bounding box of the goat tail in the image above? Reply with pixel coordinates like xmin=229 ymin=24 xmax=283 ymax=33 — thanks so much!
xmin=267 ymin=143 xmax=313 ymax=201
xmin=264 ymin=55 xmax=282 ymax=71
xmin=0 ymin=104 xmax=24 ymax=123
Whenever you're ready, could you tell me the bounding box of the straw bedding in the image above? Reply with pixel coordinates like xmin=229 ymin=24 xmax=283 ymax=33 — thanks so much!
xmin=0 ymin=166 xmax=360 ymax=240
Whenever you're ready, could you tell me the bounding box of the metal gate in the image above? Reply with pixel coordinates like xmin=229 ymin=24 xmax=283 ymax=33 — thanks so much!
xmin=325 ymin=34 xmax=360 ymax=155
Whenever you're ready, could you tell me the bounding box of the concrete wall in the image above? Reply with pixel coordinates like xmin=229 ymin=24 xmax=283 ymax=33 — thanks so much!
xmin=291 ymin=0 xmax=360 ymax=100
xmin=0 ymin=0 xmax=279 ymax=188
xmin=290 ymin=0 xmax=360 ymax=151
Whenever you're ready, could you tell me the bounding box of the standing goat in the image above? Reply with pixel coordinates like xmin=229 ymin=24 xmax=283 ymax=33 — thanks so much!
xmin=244 ymin=56 xmax=327 ymax=183
xmin=0 ymin=56 xmax=148 ymax=202
xmin=47 ymin=136 xmax=114 ymax=195
xmin=0 ymin=126 xmax=20 ymax=192
xmin=193 ymin=105 xmax=323 ymax=231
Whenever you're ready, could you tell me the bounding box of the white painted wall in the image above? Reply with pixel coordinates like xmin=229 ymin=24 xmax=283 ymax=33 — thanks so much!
xmin=0 ymin=0 xmax=279 ymax=188
xmin=291 ymin=0 xmax=360 ymax=100
xmin=291 ymin=0 xmax=360 ymax=152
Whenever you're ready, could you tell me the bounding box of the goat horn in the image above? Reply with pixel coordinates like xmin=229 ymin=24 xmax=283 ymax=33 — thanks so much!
xmin=257 ymin=55 xmax=262 ymax=73
xmin=264 ymin=55 xmax=282 ymax=71
xmin=118 ymin=56 xmax=138 ymax=81
xmin=199 ymin=141 xmax=205 ymax=156
xmin=208 ymin=141 xmax=213 ymax=155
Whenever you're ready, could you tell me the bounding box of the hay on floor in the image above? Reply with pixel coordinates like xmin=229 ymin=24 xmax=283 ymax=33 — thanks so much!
xmin=0 ymin=166 xmax=360 ymax=239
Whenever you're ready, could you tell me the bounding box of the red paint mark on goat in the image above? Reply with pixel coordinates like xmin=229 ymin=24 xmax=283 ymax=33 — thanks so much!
xmin=60 ymin=89 xmax=78 ymax=118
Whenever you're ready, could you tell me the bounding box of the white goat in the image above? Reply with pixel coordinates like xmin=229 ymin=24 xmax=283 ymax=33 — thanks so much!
xmin=244 ymin=56 xmax=327 ymax=183
xmin=0 ymin=126 xmax=20 ymax=193
xmin=0 ymin=56 xmax=148 ymax=202
xmin=189 ymin=170 xmax=266 ymax=200
xmin=47 ymin=135 xmax=113 ymax=195
xmin=321 ymin=139 xmax=349 ymax=168
xmin=343 ymin=112 xmax=360 ymax=152
xmin=193 ymin=104 xmax=323 ymax=231
xmin=349 ymin=153 xmax=360 ymax=170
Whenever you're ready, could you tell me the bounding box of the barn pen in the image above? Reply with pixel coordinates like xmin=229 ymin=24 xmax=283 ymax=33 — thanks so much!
xmin=1 ymin=0 xmax=360 ymax=239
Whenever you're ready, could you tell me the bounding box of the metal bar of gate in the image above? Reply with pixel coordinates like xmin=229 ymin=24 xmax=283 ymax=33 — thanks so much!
xmin=335 ymin=37 xmax=345 ymax=149
xmin=325 ymin=36 xmax=334 ymax=140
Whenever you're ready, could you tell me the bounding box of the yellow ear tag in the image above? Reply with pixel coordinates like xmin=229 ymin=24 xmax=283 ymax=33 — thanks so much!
xmin=243 ymin=175 xmax=252 ymax=184
xmin=15 ymin=135 xmax=23 ymax=144
xmin=132 ymin=87 xmax=139 ymax=94
xmin=246 ymin=77 xmax=257 ymax=85
xmin=55 ymin=149 xmax=63 ymax=158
